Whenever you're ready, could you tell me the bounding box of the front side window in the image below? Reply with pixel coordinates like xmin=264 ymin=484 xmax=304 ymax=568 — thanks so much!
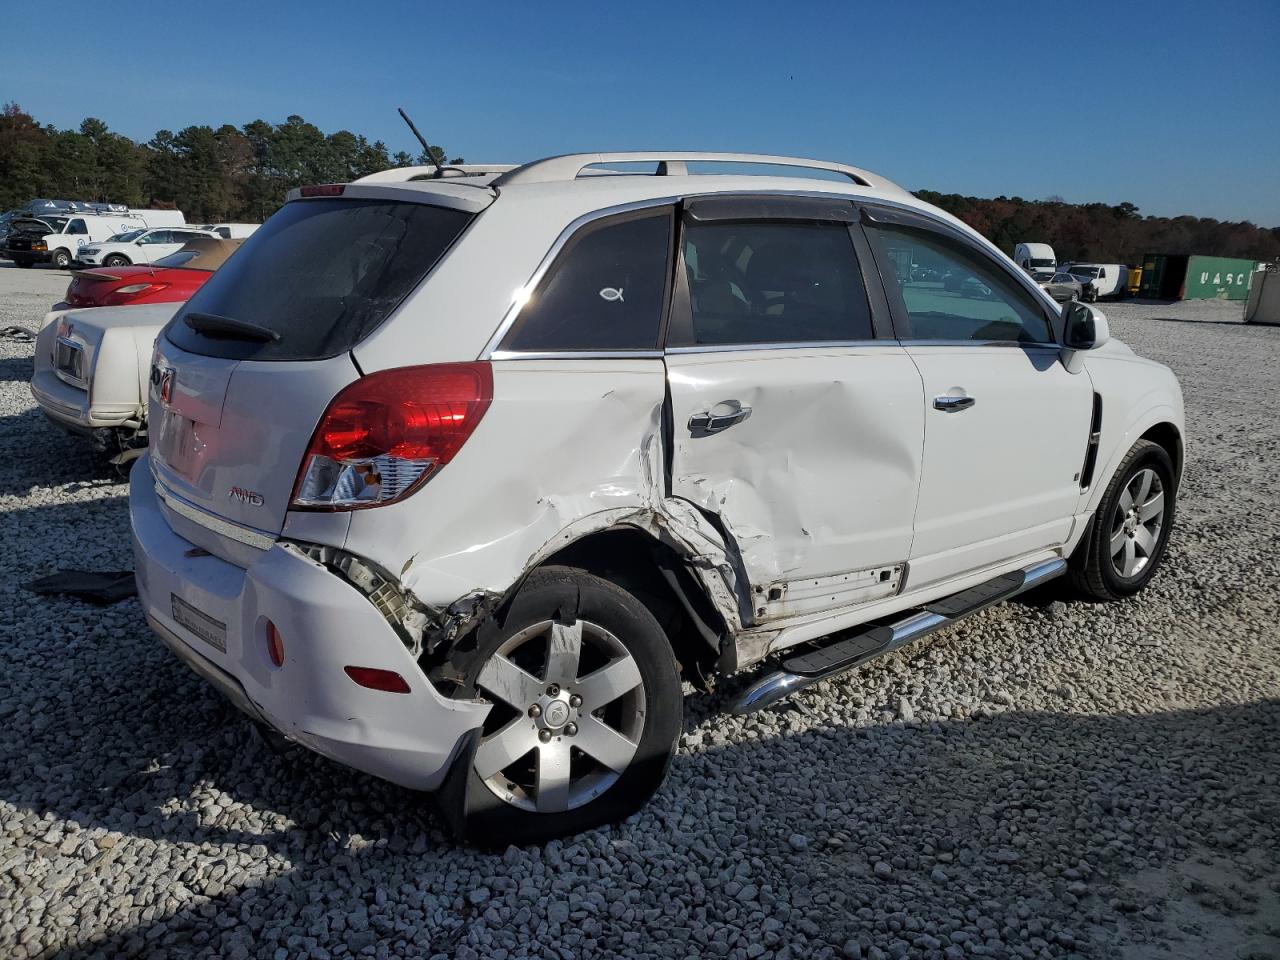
xmin=67 ymin=219 xmax=87 ymax=235
xmin=868 ymin=224 xmax=1053 ymax=344
xmin=674 ymin=220 xmax=872 ymax=346
xmin=500 ymin=209 xmax=672 ymax=352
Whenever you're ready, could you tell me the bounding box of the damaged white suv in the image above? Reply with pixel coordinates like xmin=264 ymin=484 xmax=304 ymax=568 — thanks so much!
xmin=130 ymin=153 xmax=1184 ymax=844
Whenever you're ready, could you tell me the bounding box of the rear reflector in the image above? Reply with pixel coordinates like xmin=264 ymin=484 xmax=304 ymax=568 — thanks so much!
xmin=292 ymin=362 xmax=493 ymax=511
xmin=300 ymin=184 xmax=346 ymax=197
xmin=266 ymin=621 xmax=285 ymax=667
xmin=344 ymin=666 xmax=411 ymax=694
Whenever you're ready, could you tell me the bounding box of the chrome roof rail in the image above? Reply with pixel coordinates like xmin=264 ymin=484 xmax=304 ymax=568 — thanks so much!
xmin=491 ymin=152 xmax=906 ymax=193
xmin=353 ymin=164 xmax=517 ymax=184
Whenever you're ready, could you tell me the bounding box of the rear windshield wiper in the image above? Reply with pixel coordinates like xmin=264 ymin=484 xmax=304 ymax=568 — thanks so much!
xmin=183 ymin=311 xmax=281 ymax=342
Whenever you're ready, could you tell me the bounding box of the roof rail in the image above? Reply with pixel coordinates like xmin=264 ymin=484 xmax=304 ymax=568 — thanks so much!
xmin=491 ymin=152 xmax=906 ymax=193
xmin=353 ymin=164 xmax=516 ymax=184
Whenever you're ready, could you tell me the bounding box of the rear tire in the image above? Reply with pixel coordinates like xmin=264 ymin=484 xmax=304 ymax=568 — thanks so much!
xmin=437 ymin=565 xmax=682 ymax=846
xmin=1069 ymin=439 xmax=1176 ymax=600
xmin=104 ymin=254 xmax=129 ymax=267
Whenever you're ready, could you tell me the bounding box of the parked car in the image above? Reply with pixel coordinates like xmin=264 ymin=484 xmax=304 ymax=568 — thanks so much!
xmin=31 ymin=239 xmax=242 ymax=459
xmin=131 ymin=152 xmax=1184 ymax=845
xmin=196 ymin=223 xmax=260 ymax=239
xmin=1014 ymin=241 xmax=1057 ymax=274
xmin=30 ymin=302 xmax=181 ymax=459
xmin=59 ymin=238 xmax=243 ymax=309
xmin=1061 ymin=263 xmax=1128 ymax=300
xmin=1034 ymin=271 xmax=1090 ymax=302
xmin=75 ymin=227 xmax=219 ymax=267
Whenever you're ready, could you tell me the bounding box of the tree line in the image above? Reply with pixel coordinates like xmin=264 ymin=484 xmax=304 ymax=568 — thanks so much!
xmin=3 ymin=102 xmax=1277 ymax=265
xmin=0 ymin=103 xmax=459 ymax=223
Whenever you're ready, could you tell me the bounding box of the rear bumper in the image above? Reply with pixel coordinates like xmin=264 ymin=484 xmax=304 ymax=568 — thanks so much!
xmin=129 ymin=456 xmax=489 ymax=791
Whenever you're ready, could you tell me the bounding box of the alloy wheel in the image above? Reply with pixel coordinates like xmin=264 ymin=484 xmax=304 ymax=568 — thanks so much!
xmin=1109 ymin=467 xmax=1165 ymax=578
xmin=474 ymin=618 xmax=646 ymax=813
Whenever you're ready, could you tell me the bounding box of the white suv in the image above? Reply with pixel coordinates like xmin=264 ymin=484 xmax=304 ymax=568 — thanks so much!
xmin=129 ymin=153 xmax=1184 ymax=844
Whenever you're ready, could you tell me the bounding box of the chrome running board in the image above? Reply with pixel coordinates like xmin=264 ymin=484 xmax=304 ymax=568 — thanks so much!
xmin=729 ymin=558 xmax=1067 ymax=714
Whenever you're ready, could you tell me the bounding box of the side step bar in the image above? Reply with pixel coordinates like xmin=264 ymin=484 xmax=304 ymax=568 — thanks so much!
xmin=729 ymin=558 xmax=1066 ymax=714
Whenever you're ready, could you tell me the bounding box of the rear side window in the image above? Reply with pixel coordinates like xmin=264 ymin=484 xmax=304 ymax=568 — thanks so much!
xmin=673 ymin=220 xmax=872 ymax=346
xmin=167 ymin=198 xmax=472 ymax=361
xmin=500 ymin=209 xmax=672 ymax=352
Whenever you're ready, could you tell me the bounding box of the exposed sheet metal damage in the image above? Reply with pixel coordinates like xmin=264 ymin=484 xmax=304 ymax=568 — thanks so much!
xmin=291 ymin=415 xmax=758 ymax=695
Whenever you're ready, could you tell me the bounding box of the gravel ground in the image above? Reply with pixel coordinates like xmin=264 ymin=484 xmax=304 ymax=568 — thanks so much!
xmin=0 ymin=262 xmax=1276 ymax=960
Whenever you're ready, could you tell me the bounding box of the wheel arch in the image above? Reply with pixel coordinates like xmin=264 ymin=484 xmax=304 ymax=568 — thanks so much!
xmin=537 ymin=526 xmax=732 ymax=686
xmin=1139 ymin=421 xmax=1183 ymax=485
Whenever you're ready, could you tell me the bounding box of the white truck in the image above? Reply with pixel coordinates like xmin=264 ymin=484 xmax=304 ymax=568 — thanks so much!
xmin=3 ymin=209 xmax=187 ymax=269
xmin=1061 ymin=263 xmax=1129 ymax=300
xmin=1014 ymin=241 xmax=1057 ymax=274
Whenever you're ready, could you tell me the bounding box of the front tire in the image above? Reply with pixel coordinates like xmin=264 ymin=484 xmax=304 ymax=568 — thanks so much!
xmin=1069 ymin=439 xmax=1176 ymax=600
xmin=103 ymin=254 xmax=130 ymax=267
xmin=438 ymin=566 xmax=682 ymax=846
xmin=51 ymin=248 xmax=71 ymax=269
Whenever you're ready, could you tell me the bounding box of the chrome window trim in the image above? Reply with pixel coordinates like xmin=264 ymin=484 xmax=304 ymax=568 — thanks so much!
xmin=489 ymin=349 xmax=664 ymax=361
xmin=473 ymin=188 xmax=1059 ymax=360
xmin=155 ymin=482 xmax=276 ymax=552
xmin=899 ymin=339 xmax=1061 ymax=350
xmin=666 ymin=339 xmax=895 ymax=355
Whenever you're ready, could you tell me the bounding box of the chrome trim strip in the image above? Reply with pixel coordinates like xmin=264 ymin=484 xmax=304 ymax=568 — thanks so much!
xmin=729 ymin=558 xmax=1067 ymax=714
xmin=667 ymin=340 xmax=896 ymax=355
xmin=489 ymin=349 xmax=664 ymax=361
xmin=900 ymin=339 xmax=1060 ymax=350
xmin=154 ymin=482 xmax=276 ymax=551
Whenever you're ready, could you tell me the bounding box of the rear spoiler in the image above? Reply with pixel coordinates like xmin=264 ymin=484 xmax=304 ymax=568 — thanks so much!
xmin=71 ymin=269 xmax=123 ymax=281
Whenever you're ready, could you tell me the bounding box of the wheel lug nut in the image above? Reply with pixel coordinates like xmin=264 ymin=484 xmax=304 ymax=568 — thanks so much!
xmin=547 ymin=684 xmax=560 ymax=696
xmin=528 ymin=704 xmax=541 ymax=718
xmin=569 ymin=694 xmax=582 ymax=708
xmin=565 ymin=722 xmax=578 ymax=736
xmin=539 ymin=729 xmax=553 ymax=743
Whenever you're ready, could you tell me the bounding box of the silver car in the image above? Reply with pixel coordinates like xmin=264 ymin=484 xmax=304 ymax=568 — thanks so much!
xmin=1034 ymin=271 xmax=1088 ymax=302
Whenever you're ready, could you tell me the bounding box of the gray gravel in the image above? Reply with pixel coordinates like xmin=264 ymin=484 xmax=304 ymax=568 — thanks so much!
xmin=1 ymin=261 xmax=1277 ymax=960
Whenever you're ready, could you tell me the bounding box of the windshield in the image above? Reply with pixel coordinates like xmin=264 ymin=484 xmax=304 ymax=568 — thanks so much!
xmin=1069 ymin=266 xmax=1100 ymax=278
xmin=1052 ymin=274 xmax=1078 ymax=283
xmin=1029 ymin=257 xmax=1054 ymax=268
xmin=166 ymin=198 xmax=474 ymax=361
xmin=111 ymin=229 xmax=146 ymax=243
xmin=15 ymin=217 xmax=64 ymax=233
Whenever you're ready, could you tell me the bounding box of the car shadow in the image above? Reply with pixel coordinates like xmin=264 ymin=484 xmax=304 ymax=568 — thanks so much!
xmin=4 ymin=565 xmax=1276 ymax=959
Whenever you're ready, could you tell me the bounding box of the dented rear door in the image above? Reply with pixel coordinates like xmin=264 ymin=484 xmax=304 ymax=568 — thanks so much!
xmin=664 ymin=199 xmax=925 ymax=623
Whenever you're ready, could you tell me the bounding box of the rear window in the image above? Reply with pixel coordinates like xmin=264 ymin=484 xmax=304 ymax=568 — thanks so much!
xmin=166 ymin=198 xmax=472 ymax=361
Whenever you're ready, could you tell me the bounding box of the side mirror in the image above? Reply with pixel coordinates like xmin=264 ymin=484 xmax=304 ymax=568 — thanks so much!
xmin=1062 ymin=300 xmax=1109 ymax=350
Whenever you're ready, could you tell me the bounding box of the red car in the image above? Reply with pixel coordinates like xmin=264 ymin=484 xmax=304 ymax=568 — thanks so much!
xmin=57 ymin=238 xmax=242 ymax=309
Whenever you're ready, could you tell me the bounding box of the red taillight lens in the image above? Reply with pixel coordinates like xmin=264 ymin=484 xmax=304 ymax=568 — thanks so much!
xmin=344 ymin=666 xmax=411 ymax=694
xmin=292 ymin=362 xmax=492 ymax=510
xmin=300 ymin=183 xmax=346 ymax=197
xmin=266 ymin=622 xmax=285 ymax=667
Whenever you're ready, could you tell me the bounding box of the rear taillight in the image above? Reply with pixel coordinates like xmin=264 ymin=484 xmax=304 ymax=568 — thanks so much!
xmin=111 ymin=282 xmax=169 ymax=303
xmin=291 ymin=362 xmax=492 ymax=510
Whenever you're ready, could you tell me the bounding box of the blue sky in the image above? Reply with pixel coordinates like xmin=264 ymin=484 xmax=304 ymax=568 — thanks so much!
xmin=3 ymin=0 xmax=1278 ymax=225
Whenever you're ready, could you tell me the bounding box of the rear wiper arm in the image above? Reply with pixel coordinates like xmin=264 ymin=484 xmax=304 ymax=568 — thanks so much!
xmin=183 ymin=311 xmax=281 ymax=342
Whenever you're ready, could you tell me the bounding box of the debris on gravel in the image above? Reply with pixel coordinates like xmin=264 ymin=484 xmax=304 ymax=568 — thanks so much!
xmin=0 ymin=266 xmax=1276 ymax=960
